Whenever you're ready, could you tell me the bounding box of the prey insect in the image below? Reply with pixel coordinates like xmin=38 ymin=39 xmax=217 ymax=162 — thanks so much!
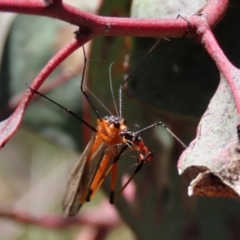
xmin=28 ymin=37 xmax=186 ymax=217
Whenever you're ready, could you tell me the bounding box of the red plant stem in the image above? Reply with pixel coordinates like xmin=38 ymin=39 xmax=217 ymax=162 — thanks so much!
xmin=0 ymin=211 xmax=117 ymax=228
xmin=0 ymin=35 xmax=90 ymax=147
xmin=0 ymin=0 xmax=229 ymax=39
xmin=202 ymin=0 xmax=228 ymax=28
xmin=190 ymin=15 xmax=240 ymax=113
xmin=204 ymin=31 xmax=240 ymax=113
xmin=0 ymin=0 xmax=190 ymax=38
xmin=24 ymin=37 xmax=87 ymax=106
xmin=29 ymin=39 xmax=87 ymax=91
xmin=0 ymin=0 xmax=230 ymax=39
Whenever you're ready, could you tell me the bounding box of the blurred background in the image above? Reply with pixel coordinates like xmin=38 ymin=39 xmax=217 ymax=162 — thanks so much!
xmin=1 ymin=0 xmax=240 ymax=239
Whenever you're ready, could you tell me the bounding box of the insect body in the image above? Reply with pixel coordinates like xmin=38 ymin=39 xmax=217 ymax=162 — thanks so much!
xmin=27 ymin=37 xmax=185 ymax=217
xmin=62 ymin=116 xmax=155 ymax=216
xmin=62 ymin=116 xmax=129 ymax=216
xmin=28 ymin=77 xmax=155 ymax=217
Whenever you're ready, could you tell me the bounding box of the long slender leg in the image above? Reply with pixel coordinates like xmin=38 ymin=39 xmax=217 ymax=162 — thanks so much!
xmin=136 ymin=121 xmax=186 ymax=148
xmin=87 ymin=146 xmax=128 ymax=202
xmin=110 ymin=160 xmax=118 ymax=204
xmin=80 ymin=46 xmax=102 ymax=120
xmin=119 ymin=39 xmax=161 ymax=117
xmin=26 ymin=84 xmax=96 ymax=132
xmin=111 ymin=152 xmax=153 ymax=204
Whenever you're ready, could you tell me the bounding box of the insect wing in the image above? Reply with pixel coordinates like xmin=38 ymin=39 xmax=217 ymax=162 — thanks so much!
xmin=62 ymin=135 xmax=93 ymax=217
xmin=62 ymin=134 xmax=106 ymax=217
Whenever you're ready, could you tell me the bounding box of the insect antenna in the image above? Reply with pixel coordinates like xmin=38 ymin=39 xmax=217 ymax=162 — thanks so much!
xmin=136 ymin=121 xmax=187 ymax=148
xmin=81 ymin=46 xmax=102 ymax=120
xmin=129 ymin=124 xmax=139 ymax=129
xmin=68 ymin=70 xmax=114 ymax=117
xmin=109 ymin=62 xmax=119 ymax=117
xmin=26 ymin=84 xmax=96 ymax=133
xmin=118 ymin=38 xmax=161 ymax=118
xmin=84 ymin=86 xmax=114 ymax=116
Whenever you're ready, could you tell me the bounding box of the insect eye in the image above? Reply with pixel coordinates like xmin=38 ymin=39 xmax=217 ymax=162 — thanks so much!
xmin=136 ymin=136 xmax=141 ymax=142
xmin=114 ymin=122 xmax=120 ymax=128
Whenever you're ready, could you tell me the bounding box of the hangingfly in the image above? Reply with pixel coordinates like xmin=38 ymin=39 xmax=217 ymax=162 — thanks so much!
xmin=27 ymin=35 xmax=186 ymax=217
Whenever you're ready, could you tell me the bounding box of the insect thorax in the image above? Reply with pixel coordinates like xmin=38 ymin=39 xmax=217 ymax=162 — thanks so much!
xmin=103 ymin=116 xmax=127 ymax=130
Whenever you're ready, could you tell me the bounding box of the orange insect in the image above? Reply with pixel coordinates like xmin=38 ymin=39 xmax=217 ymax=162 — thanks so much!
xmin=28 ymin=83 xmax=156 ymax=217
xmin=28 ymin=36 xmax=185 ymax=217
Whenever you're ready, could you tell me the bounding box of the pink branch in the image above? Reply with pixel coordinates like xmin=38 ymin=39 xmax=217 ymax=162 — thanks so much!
xmin=186 ymin=4 xmax=240 ymax=113
xmin=202 ymin=28 xmax=240 ymax=113
xmin=0 ymin=35 xmax=90 ymax=147
xmin=202 ymin=0 xmax=228 ymax=27
xmin=0 ymin=0 xmax=226 ymax=39
xmin=0 ymin=202 xmax=119 ymax=228
xmin=0 ymin=211 xmax=116 ymax=228
xmin=0 ymin=68 xmax=76 ymax=119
